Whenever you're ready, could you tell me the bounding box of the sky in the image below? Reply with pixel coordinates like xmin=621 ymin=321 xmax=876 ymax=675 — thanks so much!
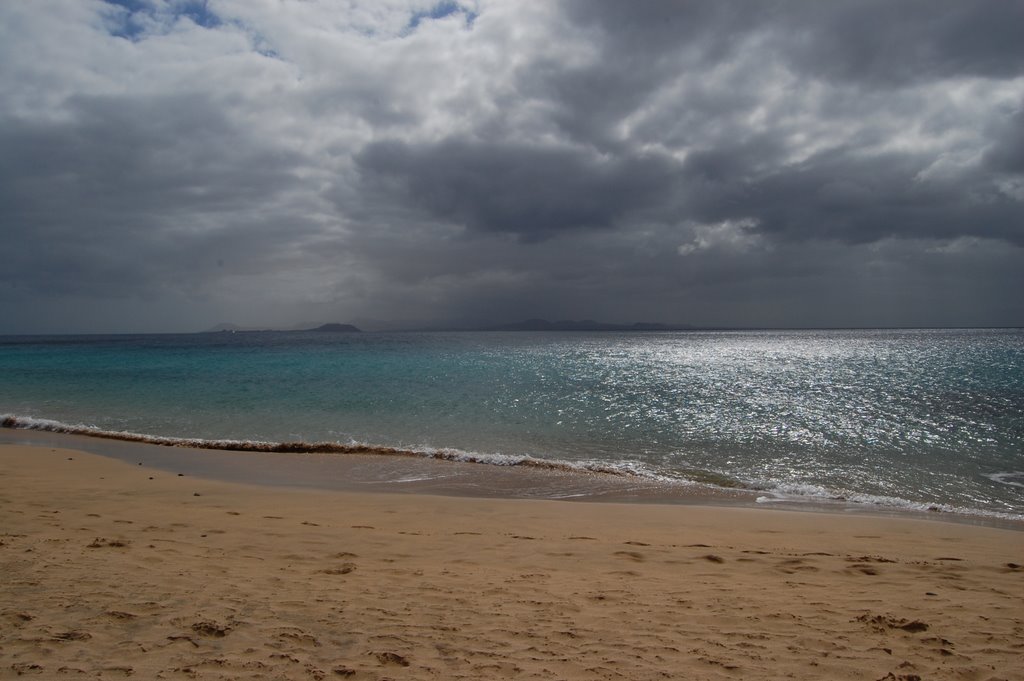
xmin=1 ymin=0 xmax=1023 ymax=333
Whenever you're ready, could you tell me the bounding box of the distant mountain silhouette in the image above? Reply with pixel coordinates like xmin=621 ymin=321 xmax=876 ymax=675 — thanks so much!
xmin=202 ymin=319 xmax=686 ymax=333
xmin=202 ymin=322 xmax=361 ymax=333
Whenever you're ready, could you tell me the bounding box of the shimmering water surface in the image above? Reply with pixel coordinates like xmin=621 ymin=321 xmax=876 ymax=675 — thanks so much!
xmin=1 ymin=329 xmax=1022 ymax=519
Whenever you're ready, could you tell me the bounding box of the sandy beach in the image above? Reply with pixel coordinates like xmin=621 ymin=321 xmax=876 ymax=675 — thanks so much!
xmin=1 ymin=444 xmax=1021 ymax=680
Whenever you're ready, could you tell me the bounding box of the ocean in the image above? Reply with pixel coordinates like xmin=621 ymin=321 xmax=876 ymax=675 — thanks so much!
xmin=1 ymin=328 xmax=1022 ymax=521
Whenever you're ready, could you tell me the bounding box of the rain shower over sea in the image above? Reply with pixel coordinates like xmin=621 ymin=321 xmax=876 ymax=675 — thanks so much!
xmin=1 ymin=328 xmax=1022 ymax=521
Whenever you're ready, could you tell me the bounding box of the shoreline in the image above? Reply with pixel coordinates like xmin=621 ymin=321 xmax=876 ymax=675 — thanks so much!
xmin=2 ymin=443 xmax=1022 ymax=680
xmin=3 ymin=424 xmax=1023 ymax=531
xmin=0 ymin=426 xmax=764 ymax=505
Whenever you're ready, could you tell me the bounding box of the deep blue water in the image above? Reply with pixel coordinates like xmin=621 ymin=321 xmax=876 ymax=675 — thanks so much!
xmin=1 ymin=329 xmax=1022 ymax=519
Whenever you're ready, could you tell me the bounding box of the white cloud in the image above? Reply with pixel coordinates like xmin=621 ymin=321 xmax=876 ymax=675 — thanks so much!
xmin=678 ymin=219 xmax=764 ymax=256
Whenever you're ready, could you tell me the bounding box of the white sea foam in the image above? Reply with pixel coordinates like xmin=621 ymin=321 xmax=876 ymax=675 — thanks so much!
xmin=0 ymin=413 xmax=658 ymax=481
xmin=4 ymin=412 xmax=1022 ymax=523
xmin=986 ymin=471 xmax=1024 ymax=489
xmin=756 ymin=479 xmax=1024 ymax=522
xmin=1 ymin=413 xmax=278 ymax=450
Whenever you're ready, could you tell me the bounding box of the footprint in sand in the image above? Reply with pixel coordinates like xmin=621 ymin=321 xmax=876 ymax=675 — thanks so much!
xmin=614 ymin=550 xmax=646 ymax=562
xmin=87 ymin=538 xmax=131 ymax=548
xmin=10 ymin=663 xmax=44 ymax=674
xmin=166 ymin=634 xmax=199 ymax=648
xmin=101 ymin=665 xmax=134 ymax=676
xmin=848 ymin=564 xmax=880 ymax=575
xmin=776 ymin=558 xmax=819 ymax=573
xmin=277 ymin=630 xmax=321 ymax=648
xmin=320 ymin=563 xmax=357 ymax=575
xmin=105 ymin=611 xmax=137 ymax=620
xmin=373 ymin=651 xmax=410 ymax=667
xmin=191 ymin=620 xmax=232 ymax=638
xmin=856 ymin=614 xmax=929 ymax=633
xmin=876 ymin=672 xmax=926 ymax=681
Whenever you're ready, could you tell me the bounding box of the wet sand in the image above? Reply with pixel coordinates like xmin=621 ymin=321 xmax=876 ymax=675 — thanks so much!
xmin=0 ymin=427 xmax=764 ymax=505
xmin=1 ymin=443 xmax=1022 ymax=680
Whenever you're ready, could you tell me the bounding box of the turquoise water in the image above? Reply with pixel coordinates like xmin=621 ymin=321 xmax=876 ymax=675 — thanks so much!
xmin=1 ymin=329 xmax=1022 ymax=519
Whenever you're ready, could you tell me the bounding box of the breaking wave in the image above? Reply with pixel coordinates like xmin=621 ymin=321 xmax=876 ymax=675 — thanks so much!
xmin=986 ymin=471 xmax=1024 ymax=489
xmin=755 ymin=481 xmax=1024 ymax=523
xmin=0 ymin=413 xmax=656 ymax=479
xmin=3 ymin=413 xmax=1021 ymax=524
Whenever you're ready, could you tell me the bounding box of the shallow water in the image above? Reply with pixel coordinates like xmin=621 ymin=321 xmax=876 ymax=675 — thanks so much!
xmin=1 ymin=328 xmax=1022 ymax=520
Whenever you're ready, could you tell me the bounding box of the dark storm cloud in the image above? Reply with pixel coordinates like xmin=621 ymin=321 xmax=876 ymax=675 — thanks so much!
xmin=562 ymin=0 xmax=767 ymax=61
xmin=780 ymin=0 xmax=1024 ymax=85
xmin=1 ymin=0 xmax=1023 ymax=332
xmin=566 ymin=0 xmax=1024 ymax=85
xmin=1 ymin=92 xmax=311 ymax=296
xmin=679 ymin=144 xmax=1024 ymax=246
xmin=984 ymin=105 xmax=1024 ymax=176
xmin=521 ymin=1 xmax=772 ymax=152
xmin=352 ymin=0 xmax=1024 ymax=250
xmin=2 ymin=93 xmax=292 ymax=217
xmin=355 ymin=138 xmax=676 ymax=240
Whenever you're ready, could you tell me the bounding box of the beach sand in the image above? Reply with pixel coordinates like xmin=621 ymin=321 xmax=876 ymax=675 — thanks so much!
xmin=1 ymin=444 xmax=1021 ymax=680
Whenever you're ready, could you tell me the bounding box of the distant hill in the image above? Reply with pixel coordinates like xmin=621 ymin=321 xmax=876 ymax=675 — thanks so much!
xmin=202 ymin=322 xmax=361 ymax=333
xmin=202 ymin=319 xmax=685 ymax=333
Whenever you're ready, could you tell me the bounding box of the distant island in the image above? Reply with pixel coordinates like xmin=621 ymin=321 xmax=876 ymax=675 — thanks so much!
xmin=203 ymin=319 xmax=692 ymax=333
xmin=202 ymin=322 xmax=361 ymax=333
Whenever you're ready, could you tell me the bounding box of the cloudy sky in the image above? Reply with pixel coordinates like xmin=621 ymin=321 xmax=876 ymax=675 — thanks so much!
xmin=2 ymin=0 xmax=1023 ymax=333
